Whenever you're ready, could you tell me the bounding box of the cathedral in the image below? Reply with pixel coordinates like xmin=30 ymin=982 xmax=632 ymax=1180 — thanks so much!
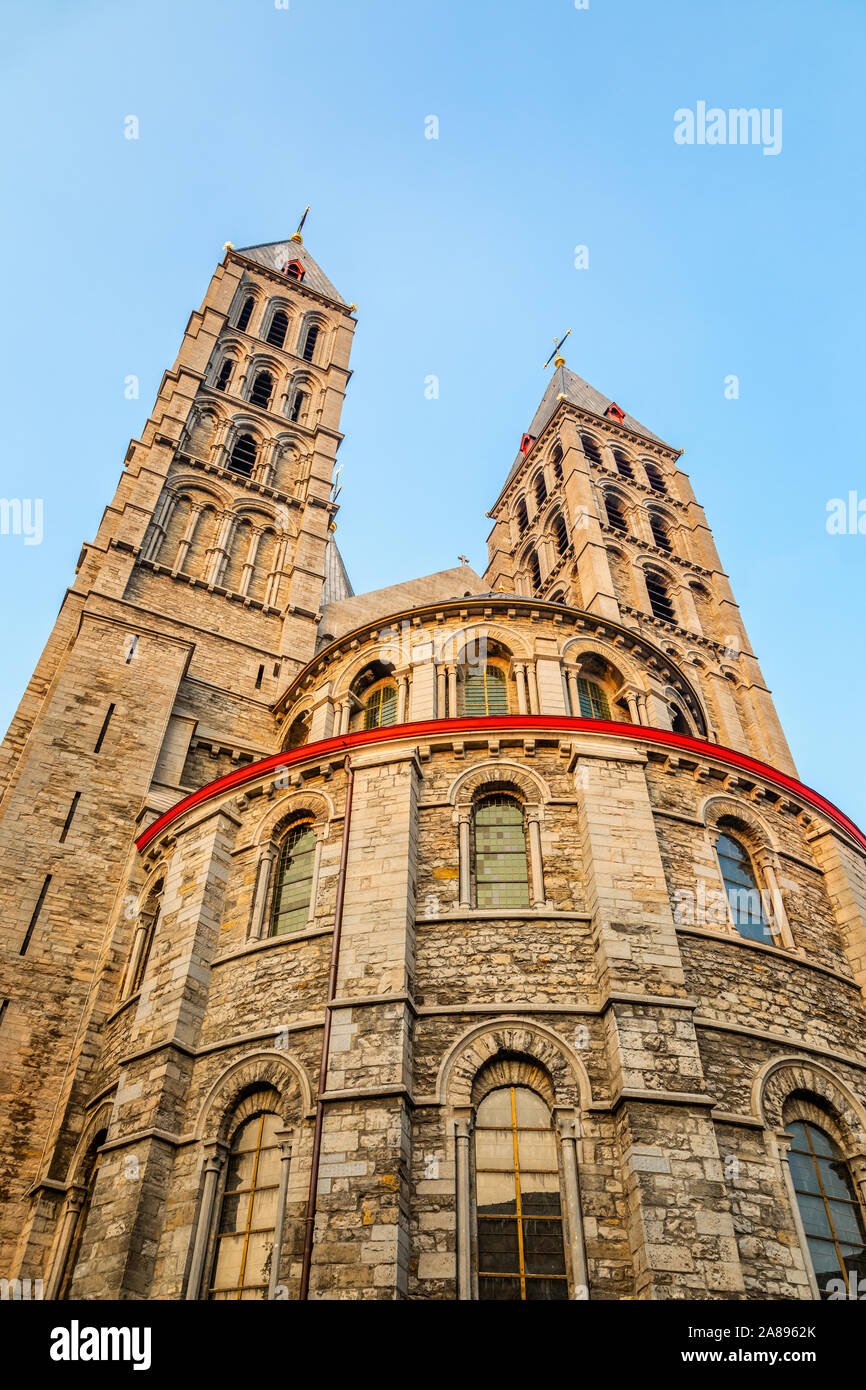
xmin=1 ymin=230 xmax=865 ymax=1302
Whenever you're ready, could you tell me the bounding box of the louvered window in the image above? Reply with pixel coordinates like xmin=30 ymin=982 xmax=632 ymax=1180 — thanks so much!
xmin=270 ymin=821 xmax=316 ymax=936
xmin=236 ymin=296 xmax=254 ymax=332
xmin=645 ymin=571 xmax=675 ymax=622
xmin=266 ymin=310 xmax=288 ymax=348
xmin=363 ymin=682 xmax=397 ymax=730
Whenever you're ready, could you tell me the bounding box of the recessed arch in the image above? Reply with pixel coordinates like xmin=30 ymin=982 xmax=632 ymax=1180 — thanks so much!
xmin=436 ymin=1017 xmax=593 ymax=1111
xmin=447 ymin=759 xmax=551 ymax=809
xmin=194 ymin=1049 xmax=313 ymax=1142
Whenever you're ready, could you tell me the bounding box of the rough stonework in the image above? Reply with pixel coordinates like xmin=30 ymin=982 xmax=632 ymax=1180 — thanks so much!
xmin=1 ymin=238 xmax=865 ymax=1303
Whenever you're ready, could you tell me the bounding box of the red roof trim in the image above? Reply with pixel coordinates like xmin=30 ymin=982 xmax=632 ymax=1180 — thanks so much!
xmin=135 ymin=717 xmax=866 ymax=856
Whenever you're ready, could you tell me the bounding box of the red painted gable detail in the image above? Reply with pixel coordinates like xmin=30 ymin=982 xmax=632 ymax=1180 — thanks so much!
xmin=135 ymin=716 xmax=866 ymax=855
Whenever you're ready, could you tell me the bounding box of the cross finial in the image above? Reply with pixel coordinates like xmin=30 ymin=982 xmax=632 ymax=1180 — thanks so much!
xmin=543 ymin=329 xmax=571 ymax=369
xmin=290 ymin=205 xmax=310 ymax=244
xmin=458 ymin=554 xmax=469 ymax=566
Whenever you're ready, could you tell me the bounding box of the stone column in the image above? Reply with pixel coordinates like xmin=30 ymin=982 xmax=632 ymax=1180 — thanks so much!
xmin=248 ymin=840 xmax=278 ymax=940
xmin=566 ymin=666 xmax=581 ymax=718
xmin=448 ymin=665 xmax=458 ymax=718
xmin=238 ymin=530 xmax=262 ymax=598
xmin=44 ymin=1186 xmax=86 ymax=1300
xmin=338 ymin=698 xmax=352 ymax=736
xmin=556 ymin=1115 xmax=589 ymax=1297
xmin=186 ymin=1144 xmax=226 ymax=1300
xmin=172 ymin=502 xmax=204 ymax=575
xmin=268 ymin=1129 xmax=294 ymax=1300
xmin=455 ymin=1118 xmax=473 ymax=1300
xmin=525 ymin=809 xmax=546 ymax=909
xmin=436 ymin=664 xmax=447 ymax=719
xmin=756 ymin=853 xmax=795 ymax=949
xmin=526 ymin=661 xmax=540 ymax=715
xmin=396 ymin=673 xmax=410 ymax=724
xmin=457 ymin=809 xmax=472 ymax=909
xmin=513 ymin=662 xmax=528 ymax=715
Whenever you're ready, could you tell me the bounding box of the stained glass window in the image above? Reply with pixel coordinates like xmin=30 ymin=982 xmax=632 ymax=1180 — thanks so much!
xmin=270 ymin=821 xmax=316 ymax=935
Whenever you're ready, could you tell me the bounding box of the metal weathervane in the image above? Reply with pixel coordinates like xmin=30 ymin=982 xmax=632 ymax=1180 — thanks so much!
xmin=543 ymin=329 xmax=571 ymax=369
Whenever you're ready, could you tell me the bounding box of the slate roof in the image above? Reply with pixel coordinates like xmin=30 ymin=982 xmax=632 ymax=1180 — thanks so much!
xmin=233 ymin=238 xmax=346 ymax=305
xmin=500 ymin=365 xmax=673 ymax=494
xmin=322 ymin=534 xmax=354 ymax=607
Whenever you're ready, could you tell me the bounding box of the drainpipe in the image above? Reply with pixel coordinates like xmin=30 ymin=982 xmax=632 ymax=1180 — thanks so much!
xmin=299 ymin=754 xmax=354 ymax=1299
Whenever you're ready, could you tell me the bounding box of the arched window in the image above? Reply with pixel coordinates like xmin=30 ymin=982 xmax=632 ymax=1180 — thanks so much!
xmin=786 ymin=1120 xmax=866 ymax=1299
xmin=552 ymin=512 xmax=569 ymax=557
xmin=551 ymin=446 xmax=563 ymax=481
xmin=249 ymin=370 xmax=274 ymax=409
xmin=535 ymin=473 xmax=547 ymax=508
xmin=474 ymin=1085 xmax=568 ymax=1300
xmin=715 ymin=831 xmax=768 ymax=942
xmin=580 ymin=433 xmax=601 ymax=464
xmin=214 ymin=359 xmax=233 ymax=392
xmin=670 ymin=703 xmax=690 ymax=735
xmin=301 ymin=324 xmax=319 ymax=362
xmin=57 ymin=1130 xmax=107 ymax=1299
xmin=649 ymin=513 xmax=673 ymax=553
xmin=270 ymin=819 xmax=317 ymax=935
xmin=613 ymin=450 xmax=634 ymax=481
xmin=230 ymin=433 xmax=257 ymax=476
xmin=208 ymin=1108 xmax=282 ymax=1300
xmin=236 ymin=296 xmax=254 ymax=332
xmin=363 ymin=680 xmax=397 ymax=730
xmin=285 ymin=712 xmax=310 ymax=751
xmin=473 ymin=795 xmax=529 ymax=910
xmin=459 ymin=662 xmax=509 ymax=716
xmin=288 ymin=388 xmax=308 ymax=424
xmin=645 ymin=570 xmax=675 ymax=622
xmin=128 ymin=888 xmax=161 ymax=995
xmin=527 ymin=550 xmax=542 ymax=593
xmin=644 ymin=462 xmax=667 ymax=494
xmin=575 ymin=678 xmax=611 ymax=720
xmin=549 ymin=591 xmax=566 ymax=606
xmin=516 ymin=499 xmax=529 ymax=536
xmin=604 ymin=493 xmax=629 ymax=535
xmin=266 ymin=309 xmax=288 ymax=349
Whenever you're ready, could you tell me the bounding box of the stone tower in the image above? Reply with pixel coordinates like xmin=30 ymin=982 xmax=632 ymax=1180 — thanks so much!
xmin=0 ymin=234 xmax=356 ymax=1286
xmin=2 ymin=246 xmax=866 ymax=1303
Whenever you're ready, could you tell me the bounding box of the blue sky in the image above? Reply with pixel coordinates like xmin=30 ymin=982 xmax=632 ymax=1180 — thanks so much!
xmin=1 ymin=0 xmax=864 ymax=823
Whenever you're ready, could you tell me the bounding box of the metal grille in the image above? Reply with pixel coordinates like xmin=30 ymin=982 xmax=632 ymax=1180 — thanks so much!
xmin=473 ymin=796 xmax=530 ymax=910
xmin=475 ymin=1085 xmax=568 ymax=1301
xmin=576 ymin=678 xmax=610 ymax=720
xmin=270 ymin=821 xmax=316 ymax=936
xmin=715 ymin=832 xmax=768 ymax=942
xmin=786 ymin=1120 xmax=866 ymax=1299
xmin=209 ymin=1111 xmax=282 ymax=1300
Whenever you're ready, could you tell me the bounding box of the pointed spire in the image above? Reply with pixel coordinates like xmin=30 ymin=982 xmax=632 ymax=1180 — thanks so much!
xmin=290 ymin=205 xmax=310 ymax=244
